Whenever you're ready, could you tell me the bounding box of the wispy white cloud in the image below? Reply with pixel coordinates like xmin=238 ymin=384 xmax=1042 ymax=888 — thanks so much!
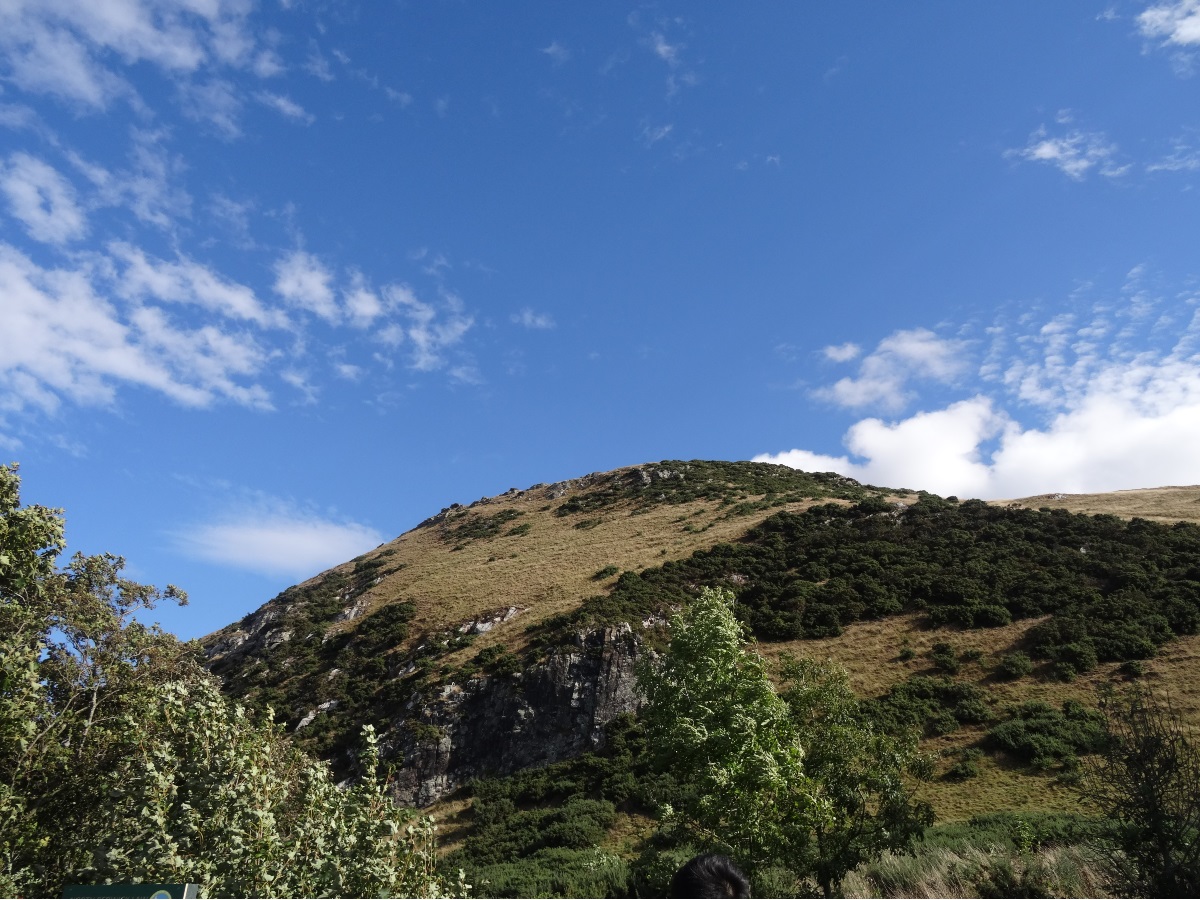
xmin=109 ymin=241 xmax=283 ymax=328
xmin=541 ymin=40 xmax=571 ymax=65
xmin=0 ymin=152 xmax=88 ymax=244
xmin=173 ymin=501 xmax=385 ymax=579
xmin=640 ymin=122 xmax=674 ymax=146
xmin=815 ymin=328 xmax=968 ymax=411
xmin=67 ymin=129 xmax=193 ymax=231
xmin=384 ymin=86 xmax=413 ymax=107
xmin=512 ymin=307 xmax=555 ymax=329
xmin=649 ymin=32 xmax=681 ymax=66
xmin=383 ymin=285 xmax=474 ymax=371
xmin=208 ymin=192 xmax=255 ymax=245
xmin=1008 ymin=119 xmax=1129 ymax=180
xmin=0 ymin=0 xmax=266 ymax=111
xmin=177 ymin=77 xmax=243 ymax=138
xmin=1148 ymin=133 xmax=1200 ymax=171
xmin=255 ymin=90 xmax=314 ymax=124
xmin=628 ymin=12 xmax=699 ymax=97
xmin=305 ymin=44 xmax=334 ymax=81
xmin=280 ymin=368 xmax=318 ymax=404
xmin=0 ymin=242 xmax=271 ymax=416
xmin=273 ymin=250 xmax=339 ymax=322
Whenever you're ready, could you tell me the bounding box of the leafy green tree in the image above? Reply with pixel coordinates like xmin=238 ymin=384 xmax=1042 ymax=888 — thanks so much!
xmin=779 ymin=655 xmax=934 ymax=896
xmin=0 ymin=463 xmax=462 ymax=898
xmin=636 ymin=588 xmax=824 ymax=872
xmin=637 ymin=587 xmax=934 ymax=896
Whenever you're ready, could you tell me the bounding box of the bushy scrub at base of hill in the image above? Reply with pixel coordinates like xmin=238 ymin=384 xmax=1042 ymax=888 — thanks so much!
xmin=443 ymin=714 xmax=673 ymax=898
xmin=534 ymin=494 xmax=1200 ymax=667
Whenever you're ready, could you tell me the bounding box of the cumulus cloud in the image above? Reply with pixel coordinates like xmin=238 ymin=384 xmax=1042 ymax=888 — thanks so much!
xmin=511 ymin=307 xmax=555 ymax=329
xmin=758 ymin=397 xmax=1005 ymax=497
xmin=1139 ymin=0 xmax=1200 ymax=46
xmin=0 ymin=152 xmax=88 ymax=244
xmin=757 ymin=361 xmax=1200 ymax=498
xmin=823 ymin=342 xmax=861 ymax=363
xmin=0 ymin=242 xmax=271 ymax=416
xmin=343 ymin=272 xmax=384 ymax=328
xmin=1008 ymin=121 xmax=1128 ymax=180
xmin=174 ymin=505 xmax=385 ymax=579
xmin=0 ymin=0 xmax=265 ymax=111
xmin=273 ymin=250 xmax=338 ymax=322
xmin=757 ymin=290 xmax=1200 ymax=498
xmin=815 ymin=328 xmax=968 ymax=411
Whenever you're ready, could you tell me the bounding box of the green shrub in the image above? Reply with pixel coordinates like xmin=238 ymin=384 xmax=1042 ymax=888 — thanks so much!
xmin=592 ymin=565 xmax=620 ymax=580
xmin=930 ymin=642 xmax=960 ymax=674
xmin=998 ymin=652 xmax=1034 ymax=680
xmin=986 ymin=700 xmax=1107 ymax=769
xmin=866 ymin=676 xmax=994 ymax=737
xmin=945 ymin=749 xmax=984 ymax=781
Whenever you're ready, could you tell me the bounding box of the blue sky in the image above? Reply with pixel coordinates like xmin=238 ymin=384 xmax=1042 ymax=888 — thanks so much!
xmin=3 ymin=1 xmax=1200 ymax=640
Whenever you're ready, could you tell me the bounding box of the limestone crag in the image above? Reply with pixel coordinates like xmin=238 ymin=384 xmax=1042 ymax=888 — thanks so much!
xmin=384 ymin=624 xmax=641 ymax=807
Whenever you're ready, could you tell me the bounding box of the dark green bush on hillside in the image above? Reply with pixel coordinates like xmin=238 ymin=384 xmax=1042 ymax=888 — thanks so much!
xmin=986 ymin=700 xmax=1107 ymax=769
xmin=865 ymin=675 xmax=995 ymax=737
xmin=535 ymin=493 xmax=1200 ymax=670
xmin=997 ymin=651 xmax=1034 ymax=680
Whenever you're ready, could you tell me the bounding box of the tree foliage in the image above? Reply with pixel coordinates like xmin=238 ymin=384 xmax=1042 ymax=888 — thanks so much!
xmin=0 ymin=463 xmax=460 ymax=899
xmin=1079 ymin=686 xmax=1200 ymax=897
xmin=637 ymin=588 xmax=931 ymax=895
xmin=779 ymin=656 xmax=934 ymax=895
xmin=636 ymin=588 xmax=822 ymax=870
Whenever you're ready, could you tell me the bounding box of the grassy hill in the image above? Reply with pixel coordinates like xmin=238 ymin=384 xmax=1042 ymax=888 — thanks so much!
xmin=201 ymin=462 xmax=1200 ymax=896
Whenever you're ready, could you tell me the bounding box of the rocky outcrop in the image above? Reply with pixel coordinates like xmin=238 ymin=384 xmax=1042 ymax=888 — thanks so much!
xmin=383 ymin=624 xmax=642 ymax=807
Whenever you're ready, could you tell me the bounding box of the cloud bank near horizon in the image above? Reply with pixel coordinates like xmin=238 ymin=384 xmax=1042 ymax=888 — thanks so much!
xmin=757 ymin=278 xmax=1200 ymax=499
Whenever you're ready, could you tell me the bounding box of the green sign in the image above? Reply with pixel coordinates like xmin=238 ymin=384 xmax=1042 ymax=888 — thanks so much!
xmin=62 ymin=883 xmax=199 ymax=899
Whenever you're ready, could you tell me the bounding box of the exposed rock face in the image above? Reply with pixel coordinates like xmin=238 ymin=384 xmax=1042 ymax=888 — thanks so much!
xmin=384 ymin=624 xmax=642 ymax=807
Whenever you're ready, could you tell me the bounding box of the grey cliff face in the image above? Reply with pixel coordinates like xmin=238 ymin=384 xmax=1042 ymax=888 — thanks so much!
xmin=383 ymin=624 xmax=641 ymax=807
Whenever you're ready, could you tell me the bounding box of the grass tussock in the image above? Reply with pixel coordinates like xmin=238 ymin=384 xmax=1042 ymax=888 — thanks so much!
xmin=841 ymin=843 xmax=1115 ymax=898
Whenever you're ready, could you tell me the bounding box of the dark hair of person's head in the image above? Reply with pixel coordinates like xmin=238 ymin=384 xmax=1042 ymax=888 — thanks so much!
xmin=668 ymin=853 xmax=751 ymax=898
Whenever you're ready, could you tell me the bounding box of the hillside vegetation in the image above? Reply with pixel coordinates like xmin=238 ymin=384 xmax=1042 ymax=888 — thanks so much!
xmin=199 ymin=461 xmax=1200 ymax=897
